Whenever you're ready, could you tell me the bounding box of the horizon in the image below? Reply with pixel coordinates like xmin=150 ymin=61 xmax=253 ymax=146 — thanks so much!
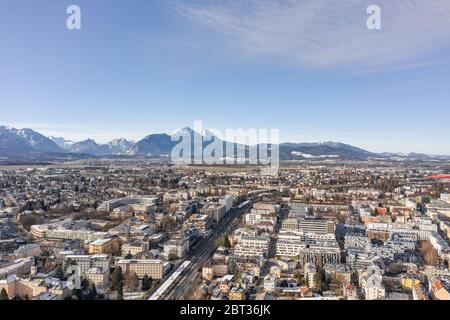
xmin=1 ymin=1 xmax=450 ymax=154
xmin=2 ymin=123 xmax=450 ymax=157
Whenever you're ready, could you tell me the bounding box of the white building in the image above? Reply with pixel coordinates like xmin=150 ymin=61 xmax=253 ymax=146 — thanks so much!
xmin=220 ymin=196 xmax=233 ymax=212
xmin=276 ymin=232 xmax=340 ymax=266
xmin=298 ymin=218 xmax=335 ymax=234
xmin=163 ymin=237 xmax=189 ymax=259
xmin=201 ymin=203 xmax=226 ymax=223
xmin=289 ymin=203 xmax=308 ymax=217
xmin=234 ymin=236 xmax=270 ymax=257
xmin=367 ymin=221 xmax=437 ymax=241
xmin=122 ymin=241 xmax=149 ymax=256
xmin=98 ymin=197 xmax=158 ymax=212
xmin=344 ymin=234 xmax=371 ymax=251
xmin=362 ymin=265 xmax=385 ymax=300
xmin=244 ymin=213 xmax=276 ymax=227
xmin=441 ymin=194 xmax=450 ymax=204
xmin=263 ymin=275 xmax=277 ymax=293
xmin=429 ymin=232 xmax=450 ymax=255
xmin=304 ymin=263 xmax=317 ymax=289
xmin=65 ymin=254 xmax=109 ymax=275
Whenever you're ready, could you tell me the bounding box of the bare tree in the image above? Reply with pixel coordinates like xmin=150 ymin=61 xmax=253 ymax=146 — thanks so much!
xmin=124 ymin=272 xmax=139 ymax=292
xmin=420 ymin=241 xmax=438 ymax=266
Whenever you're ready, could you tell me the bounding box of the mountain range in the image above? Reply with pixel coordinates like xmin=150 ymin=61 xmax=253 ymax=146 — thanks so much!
xmin=49 ymin=136 xmax=133 ymax=156
xmin=0 ymin=125 xmax=447 ymax=162
xmin=0 ymin=126 xmax=62 ymax=154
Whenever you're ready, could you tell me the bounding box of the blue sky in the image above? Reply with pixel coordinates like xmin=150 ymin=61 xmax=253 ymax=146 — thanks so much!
xmin=1 ymin=0 xmax=450 ymax=154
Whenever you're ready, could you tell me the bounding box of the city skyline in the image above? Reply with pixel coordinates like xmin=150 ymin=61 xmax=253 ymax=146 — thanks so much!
xmin=1 ymin=1 xmax=450 ymax=154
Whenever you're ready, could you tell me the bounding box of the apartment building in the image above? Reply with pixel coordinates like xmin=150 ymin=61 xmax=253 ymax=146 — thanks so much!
xmin=121 ymin=240 xmax=149 ymax=256
xmin=244 ymin=213 xmax=276 ymax=227
xmin=431 ymin=279 xmax=450 ymax=300
xmin=187 ymin=214 xmax=213 ymax=233
xmin=234 ymin=236 xmax=270 ymax=257
xmin=84 ymin=267 xmax=110 ymax=288
xmin=289 ymin=203 xmax=308 ymax=217
xmin=368 ymin=219 xmax=437 ymax=237
xmin=252 ymin=203 xmax=280 ymax=215
xmin=202 ymin=265 xmax=214 ymax=280
xmin=65 ymin=254 xmax=110 ymax=275
xmin=98 ymin=197 xmax=158 ymax=212
xmin=31 ymin=225 xmax=108 ymax=242
xmin=0 ymin=257 xmax=33 ymax=278
xmin=344 ymin=234 xmax=372 ymax=250
xmin=441 ymin=194 xmax=450 ymax=204
xmin=323 ymin=263 xmax=352 ymax=284
xmin=362 ymin=265 xmax=386 ymax=300
xmin=14 ymin=244 xmax=41 ymax=259
xmin=219 ymin=195 xmax=233 ymax=212
xmin=0 ymin=275 xmax=49 ymax=299
xmin=88 ymin=237 xmax=122 ymax=255
xmin=116 ymin=259 xmax=165 ymax=279
xmin=276 ymin=237 xmax=305 ymax=257
xmin=281 ymin=217 xmax=335 ymax=234
xmin=201 ymin=203 xmax=227 ymax=223
xmin=263 ymin=275 xmax=277 ymax=293
xmin=281 ymin=218 xmax=300 ymax=231
xmin=229 ymin=287 xmax=246 ymax=300
xmin=163 ymin=237 xmax=189 ymax=258
xmin=298 ymin=218 xmax=335 ymax=234
xmin=276 ymin=232 xmax=340 ymax=266
xmin=304 ymin=263 xmax=318 ymax=289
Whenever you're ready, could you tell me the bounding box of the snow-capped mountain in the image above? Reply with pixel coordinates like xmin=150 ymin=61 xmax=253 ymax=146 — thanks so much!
xmin=68 ymin=139 xmax=103 ymax=155
xmin=107 ymin=138 xmax=133 ymax=155
xmin=65 ymin=138 xmax=133 ymax=156
xmin=49 ymin=136 xmax=75 ymax=150
xmin=0 ymin=126 xmax=64 ymax=154
xmin=128 ymin=127 xmax=217 ymax=156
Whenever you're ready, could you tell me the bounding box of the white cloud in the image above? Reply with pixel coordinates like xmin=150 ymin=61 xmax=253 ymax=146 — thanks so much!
xmin=170 ymin=0 xmax=450 ymax=71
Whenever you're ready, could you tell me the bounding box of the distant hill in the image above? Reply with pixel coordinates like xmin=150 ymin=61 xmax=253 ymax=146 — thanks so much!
xmin=279 ymin=141 xmax=375 ymax=160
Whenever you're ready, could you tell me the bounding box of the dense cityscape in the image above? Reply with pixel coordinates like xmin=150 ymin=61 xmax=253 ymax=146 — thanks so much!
xmin=1 ymin=158 xmax=450 ymax=301
xmin=2 ymin=2 xmax=450 ymax=314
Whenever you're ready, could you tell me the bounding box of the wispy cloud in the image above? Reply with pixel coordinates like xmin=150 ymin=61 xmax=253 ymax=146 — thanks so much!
xmin=169 ymin=0 xmax=450 ymax=71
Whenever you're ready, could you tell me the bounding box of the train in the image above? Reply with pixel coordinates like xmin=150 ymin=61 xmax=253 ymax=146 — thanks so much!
xmin=148 ymin=260 xmax=191 ymax=300
xmin=237 ymin=200 xmax=251 ymax=209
